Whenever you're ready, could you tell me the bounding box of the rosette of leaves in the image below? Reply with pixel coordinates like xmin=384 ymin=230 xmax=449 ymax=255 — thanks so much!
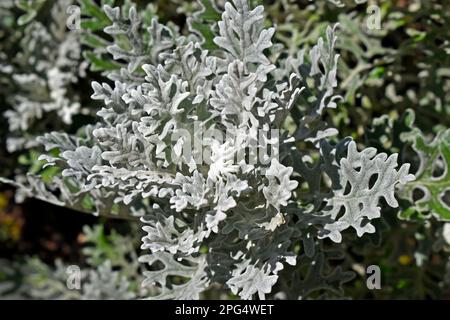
xmin=2 ymin=0 xmax=414 ymax=300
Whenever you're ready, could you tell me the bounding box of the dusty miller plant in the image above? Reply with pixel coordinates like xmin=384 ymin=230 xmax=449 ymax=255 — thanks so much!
xmin=2 ymin=0 xmax=88 ymax=154
xmin=1 ymin=0 xmax=417 ymax=299
xmin=0 ymin=224 xmax=146 ymax=299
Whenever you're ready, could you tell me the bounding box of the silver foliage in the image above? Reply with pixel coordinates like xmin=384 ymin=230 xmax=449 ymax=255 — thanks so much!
xmin=2 ymin=0 xmax=415 ymax=300
xmin=4 ymin=0 xmax=85 ymax=153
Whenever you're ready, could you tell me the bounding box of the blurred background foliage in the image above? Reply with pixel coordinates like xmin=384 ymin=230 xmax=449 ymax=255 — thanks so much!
xmin=0 ymin=0 xmax=449 ymax=299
